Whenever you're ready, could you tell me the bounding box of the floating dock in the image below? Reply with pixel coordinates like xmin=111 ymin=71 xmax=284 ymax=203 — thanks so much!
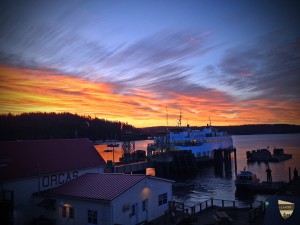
xmin=246 ymin=147 xmax=292 ymax=162
xmin=250 ymin=181 xmax=287 ymax=194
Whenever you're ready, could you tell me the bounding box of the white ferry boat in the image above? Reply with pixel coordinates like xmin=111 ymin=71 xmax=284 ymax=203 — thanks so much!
xmin=167 ymin=123 xmax=233 ymax=158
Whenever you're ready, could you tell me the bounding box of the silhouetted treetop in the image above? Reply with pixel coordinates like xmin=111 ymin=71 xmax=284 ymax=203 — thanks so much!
xmin=0 ymin=112 xmax=134 ymax=141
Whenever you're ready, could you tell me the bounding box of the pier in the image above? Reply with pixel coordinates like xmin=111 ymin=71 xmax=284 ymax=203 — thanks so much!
xmin=214 ymin=148 xmax=238 ymax=175
xmin=154 ymin=150 xmax=198 ymax=179
xmin=104 ymin=160 xmax=149 ymax=174
xmin=113 ymin=161 xmax=148 ymax=173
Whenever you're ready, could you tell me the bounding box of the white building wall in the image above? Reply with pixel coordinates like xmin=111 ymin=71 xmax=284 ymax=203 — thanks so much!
xmin=1 ymin=166 xmax=104 ymax=225
xmin=112 ymin=177 xmax=173 ymax=225
xmin=33 ymin=196 xmax=112 ymax=225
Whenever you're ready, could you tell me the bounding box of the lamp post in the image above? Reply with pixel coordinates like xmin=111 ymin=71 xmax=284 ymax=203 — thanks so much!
xmin=107 ymin=143 xmax=119 ymax=163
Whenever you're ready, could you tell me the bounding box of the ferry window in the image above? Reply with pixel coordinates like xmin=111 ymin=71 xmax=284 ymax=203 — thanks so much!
xmin=62 ymin=206 xmax=67 ymax=218
xmin=158 ymin=193 xmax=167 ymax=206
xmin=69 ymin=207 xmax=74 ymax=219
xmin=88 ymin=209 xmax=97 ymax=224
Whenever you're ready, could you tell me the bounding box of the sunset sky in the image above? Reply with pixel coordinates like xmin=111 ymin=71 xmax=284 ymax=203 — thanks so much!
xmin=1 ymin=0 xmax=300 ymax=127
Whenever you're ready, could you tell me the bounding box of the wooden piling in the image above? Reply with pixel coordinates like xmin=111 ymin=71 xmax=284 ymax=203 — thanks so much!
xmin=234 ymin=148 xmax=237 ymax=175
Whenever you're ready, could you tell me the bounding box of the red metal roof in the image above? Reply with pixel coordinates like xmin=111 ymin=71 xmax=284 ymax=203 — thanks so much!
xmin=0 ymin=138 xmax=106 ymax=181
xmin=44 ymin=173 xmax=147 ymax=201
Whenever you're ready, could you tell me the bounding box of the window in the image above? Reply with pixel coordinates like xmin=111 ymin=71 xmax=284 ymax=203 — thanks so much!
xmin=62 ymin=206 xmax=67 ymax=218
xmin=62 ymin=206 xmax=74 ymax=219
xmin=131 ymin=204 xmax=136 ymax=216
xmin=142 ymin=199 xmax=148 ymax=211
xmin=158 ymin=193 xmax=167 ymax=206
xmin=69 ymin=207 xmax=74 ymax=219
xmin=88 ymin=210 xmax=97 ymax=224
xmin=3 ymin=190 xmax=14 ymax=202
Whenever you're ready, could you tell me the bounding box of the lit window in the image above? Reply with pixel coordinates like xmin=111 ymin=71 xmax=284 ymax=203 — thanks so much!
xmin=88 ymin=209 xmax=97 ymax=224
xmin=158 ymin=193 xmax=167 ymax=206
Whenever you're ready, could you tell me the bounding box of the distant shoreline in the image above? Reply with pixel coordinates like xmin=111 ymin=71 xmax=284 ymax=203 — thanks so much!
xmin=140 ymin=124 xmax=300 ymax=136
xmin=1 ymin=113 xmax=299 ymax=141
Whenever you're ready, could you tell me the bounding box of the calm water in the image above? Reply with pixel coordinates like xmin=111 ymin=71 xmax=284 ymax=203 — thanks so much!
xmin=95 ymin=133 xmax=300 ymax=206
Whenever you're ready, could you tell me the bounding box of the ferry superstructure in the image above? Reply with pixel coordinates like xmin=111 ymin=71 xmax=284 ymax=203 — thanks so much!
xmin=168 ymin=124 xmax=233 ymax=158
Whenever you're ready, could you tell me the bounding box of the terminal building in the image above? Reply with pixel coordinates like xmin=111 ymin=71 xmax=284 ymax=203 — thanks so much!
xmin=33 ymin=173 xmax=173 ymax=225
xmin=0 ymin=138 xmax=174 ymax=225
xmin=0 ymin=139 xmax=106 ymax=225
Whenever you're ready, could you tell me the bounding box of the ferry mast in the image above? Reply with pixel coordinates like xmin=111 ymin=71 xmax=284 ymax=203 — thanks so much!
xmin=177 ymin=109 xmax=182 ymax=127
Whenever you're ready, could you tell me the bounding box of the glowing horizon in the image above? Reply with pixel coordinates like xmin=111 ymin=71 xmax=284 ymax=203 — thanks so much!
xmin=1 ymin=65 xmax=299 ymax=127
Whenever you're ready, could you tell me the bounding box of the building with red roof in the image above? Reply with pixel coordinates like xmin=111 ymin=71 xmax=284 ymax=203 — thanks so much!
xmin=33 ymin=173 xmax=173 ymax=225
xmin=0 ymin=138 xmax=106 ymax=225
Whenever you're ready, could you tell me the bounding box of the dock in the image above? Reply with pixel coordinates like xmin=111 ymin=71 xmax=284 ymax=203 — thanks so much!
xmin=153 ymin=150 xmax=198 ymax=179
xmin=250 ymin=181 xmax=286 ymax=194
xmin=246 ymin=147 xmax=292 ymax=162
xmin=104 ymin=160 xmax=149 ymax=174
xmin=147 ymin=148 xmax=238 ymax=180
xmin=151 ymin=198 xmax=265 ymax=225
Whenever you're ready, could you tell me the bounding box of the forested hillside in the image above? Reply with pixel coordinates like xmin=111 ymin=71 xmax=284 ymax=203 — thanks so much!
xmin=0 ymin=112 xmax=134 ymax=141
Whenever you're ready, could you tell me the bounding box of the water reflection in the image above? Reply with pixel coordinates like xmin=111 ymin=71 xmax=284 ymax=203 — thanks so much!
xmin=94 ymin=140 xmax=153 ymax=162
xmin=94 ymin=134 xmax=300 ymax=207
xmin=214 ymin=162 xmax=233 ymax=178
xmin=173 ymin=134 xmax=300 ymax=206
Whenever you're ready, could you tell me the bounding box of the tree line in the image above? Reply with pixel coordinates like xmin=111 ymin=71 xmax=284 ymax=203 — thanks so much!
xmin=0 ymin=112 xmax=136 ymax=141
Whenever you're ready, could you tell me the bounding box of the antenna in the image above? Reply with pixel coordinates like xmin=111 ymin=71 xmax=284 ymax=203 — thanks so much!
xmin=166 ymin=106 xmax=169 ymax=127
xmin=37 ymin=162 xmax=41 ymax=194
xmin=178 ymin=109 xmax=182 ymax=127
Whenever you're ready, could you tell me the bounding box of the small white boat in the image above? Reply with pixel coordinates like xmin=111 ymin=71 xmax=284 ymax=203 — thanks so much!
xmin=235 ymin=170 xmax=260 ymax=189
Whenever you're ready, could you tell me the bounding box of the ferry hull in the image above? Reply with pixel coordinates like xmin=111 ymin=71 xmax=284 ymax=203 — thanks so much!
xmin=171 ymin=138 xmax=233 ymax=157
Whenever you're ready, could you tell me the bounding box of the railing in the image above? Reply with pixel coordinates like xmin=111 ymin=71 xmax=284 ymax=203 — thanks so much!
xmin=168 ymin=198 xmax=214 ymax=215
xmin=168 ymin=198 xmax=265 ymax=221
xmin=113 ymin=161 xmax=148 ymax=173
xmin=248 ymin=202 xmax=265 ymax=222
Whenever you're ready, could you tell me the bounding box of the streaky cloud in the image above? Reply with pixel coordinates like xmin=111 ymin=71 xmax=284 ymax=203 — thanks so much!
xmin=219 ymin=31 xmax=300 ymax=103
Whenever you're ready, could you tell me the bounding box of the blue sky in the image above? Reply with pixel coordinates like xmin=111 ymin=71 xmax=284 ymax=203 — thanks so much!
xmin=1 ymin=0 xmax=300 ymax=126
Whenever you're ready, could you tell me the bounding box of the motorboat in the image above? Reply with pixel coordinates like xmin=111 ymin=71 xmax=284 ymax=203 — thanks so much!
xmin=235 ymin=170 xmax=260 ymax=189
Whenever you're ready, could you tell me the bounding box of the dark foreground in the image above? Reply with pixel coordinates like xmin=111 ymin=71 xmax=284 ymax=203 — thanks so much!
xmin=151 ymin=206 xmax=264 ymax=225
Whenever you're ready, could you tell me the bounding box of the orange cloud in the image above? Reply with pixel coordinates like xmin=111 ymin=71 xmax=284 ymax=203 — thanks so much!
xmin=1 ymin=65 xmax=299 ymax=127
